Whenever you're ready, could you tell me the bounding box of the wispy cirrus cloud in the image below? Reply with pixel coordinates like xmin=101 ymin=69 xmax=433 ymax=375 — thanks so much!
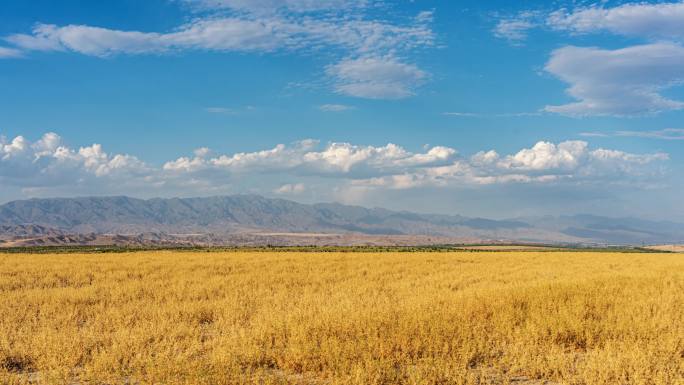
xmin=181 ymin=0 xmax=370 ymax=14
xmin=318 ymin=104 xmax=354 ymax=112
xmin=581 ymin=128 xmax=684 ymax=141
xmin=442 ymin=112 xmax=479 ymax=117
xmin=0 ymin=46 xmax=22 ymax=58
xmin=547 ymin=1 xmax=684 ymax=41
xmin=493 ymin=11 xmax=539 ymax=44
xmin=205 ymin=106 xmax=256 ymax=114
xmin=3 ymin=1 xmax=434 ymax=100
xmin=495 ymin=1 xmax=684 ymax=44
xmin=205 ymin=107 xmax=239 ymax=114
xmin=442 ymin=111 xmax=544 ymax=118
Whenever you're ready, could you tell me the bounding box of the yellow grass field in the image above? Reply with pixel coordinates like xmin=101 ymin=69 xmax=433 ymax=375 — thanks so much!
xmin=0 ymin=251 xmax=682 ymax=385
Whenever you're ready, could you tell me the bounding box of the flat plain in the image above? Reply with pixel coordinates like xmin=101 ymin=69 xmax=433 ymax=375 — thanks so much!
xmin=0 ymin=250 xmax=682 ymax=385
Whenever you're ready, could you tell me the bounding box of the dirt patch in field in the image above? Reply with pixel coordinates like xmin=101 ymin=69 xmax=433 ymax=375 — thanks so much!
xmin=645 ymin=244 xmax=684 ymax=252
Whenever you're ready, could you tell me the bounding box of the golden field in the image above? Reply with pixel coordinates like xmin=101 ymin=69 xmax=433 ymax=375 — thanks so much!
xmin=0 ymin=251 xmax=682 ymax=385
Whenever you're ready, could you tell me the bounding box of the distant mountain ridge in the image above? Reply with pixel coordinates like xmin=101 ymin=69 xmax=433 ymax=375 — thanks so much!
xmin=0 ymin=195 xmax=530 ymax=236
xmin=0 ymin=195 xmax=682 ymax=245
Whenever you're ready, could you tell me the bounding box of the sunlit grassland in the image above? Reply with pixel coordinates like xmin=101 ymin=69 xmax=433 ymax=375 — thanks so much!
xmin=0 ymin=251 xmax=682 ymax=385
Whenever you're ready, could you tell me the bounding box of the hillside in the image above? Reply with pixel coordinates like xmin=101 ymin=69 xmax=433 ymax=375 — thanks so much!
xmin=0 ymin=195 xmax=682 ymax=245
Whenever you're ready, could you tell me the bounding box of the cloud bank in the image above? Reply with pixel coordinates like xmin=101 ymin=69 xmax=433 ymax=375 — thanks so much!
xmin=0 ymin=132 xmax=669 ymax=203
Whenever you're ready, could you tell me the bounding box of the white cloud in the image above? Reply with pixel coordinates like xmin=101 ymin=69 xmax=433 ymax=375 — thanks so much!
xmin=0 ymin=133 xmax=669 ymax=202
xmin=162 ymin=155 xmax=206 ymax=173
xmin=318 ymin=104 xmax=354 ymax=112
xmin=0 ymin=135 xmax=29 ymax=160
xmin=497 ymin=2 xmax=684 ymax=43
xmin=205 ymin=106 xmax=256 ymax=115
xmin=582 ymin=128 xmax=684 ymax=140
xmin=492 ymin=3 xmax=684 ymax=116
xmin=5 ymin=10 xmax=434 ymax=57
xmin=499 ymin=141 xmax=588 ymax=171
xmin=548 ymin=2 xmax=684 ymax=41
xmin=470 ymin=150 xmax=499 ymax=166
xmin=193 ymin=147 xmax=213 ymax=157
xmin=442 ymin=112 xmax=479 ymax=117
xmin=544 ymin=43 xmax=684 ymax=116
xmin=274 ymin=183 xmax=305 ymax=194
xmin=326 ymin=56 xmax=428 ymax=99
xmin=494 ymin=19 xmax=533 ymax=42
xmin=4 ymin=4 xmax=434 ymax=99
xmin=493 ymin=12 xmax=538 ymax=43
xmin=442 ymin=111 xmax=546 ymax=118
xmin=499 ymin=140 xmax=668 ymax=176
xmin=351 ymin=140 xmax=668 ymax=190
xmin=617 ymin=128 xmax=684 ymax=140
xmin=0 ymin=46 xmax=22 ymax=58
xmin=6 ymin=20 xmax=289 ymax=55
xmin=579 ymin=132 xmax=609 ymax=138
xmin=415 ymin=11 xmax=434 ymax=24
xmin=0 ymin=133 xmax=149 ymax=193
xmin=164 ymin=140 xmax=455 ymax=175
xmin=183 ymin=0 xmax=368 ymax=13
xmin=206 ymin=107 xmax=238 ymax=114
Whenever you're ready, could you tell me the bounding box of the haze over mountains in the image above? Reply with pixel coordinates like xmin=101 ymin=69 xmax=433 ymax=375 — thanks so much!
xmin=1 ymin=195 xmax=683 ymax=246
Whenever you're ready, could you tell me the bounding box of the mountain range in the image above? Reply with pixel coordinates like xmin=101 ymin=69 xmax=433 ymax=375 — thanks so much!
xmin=1 ymin=195 xmax=683 ymax=246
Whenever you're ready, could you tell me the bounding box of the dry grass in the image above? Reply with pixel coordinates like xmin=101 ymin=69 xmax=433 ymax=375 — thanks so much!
xmin=0 ymin=251 xmax=682 ymax=385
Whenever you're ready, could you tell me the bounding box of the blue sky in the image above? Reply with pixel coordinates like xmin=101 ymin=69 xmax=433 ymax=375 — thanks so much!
xmin=0 ymin=0 xmax=683 ymax=220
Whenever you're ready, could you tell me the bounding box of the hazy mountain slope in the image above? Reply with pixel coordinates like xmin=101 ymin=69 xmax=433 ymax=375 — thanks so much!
xmin=0 ymin=195 xmax=509 ymax=235
xmin=0 ymin=224 xmax=66 ymax=240
xmin=0 ymin=195 xmax=682 ymax=244
xmin=517 ymin=214 xmax=684 ymax=245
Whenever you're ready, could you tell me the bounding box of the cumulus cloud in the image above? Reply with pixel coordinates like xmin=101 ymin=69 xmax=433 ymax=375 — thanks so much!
xmin=274 ymin=183 xmax=305 ymax=194
xmin=353 ymin=140 xmax=668 ymax=190
xmin=499 ymin=140 xmax=668 ymax=173
xmin=0 ymin=133 xmax=149 ymax=193
xmin=544 ymin=43 xmax=684 ymax=116
xmin=326 ymin=57 xmax=428 ymax=99
xmin=498 ymin=141 xmax=588 ymax=171
xmin=163 ymin=140 xmax=456 ymax=176
xmin=0 ymin=132 xmax=670 ymax=202
xmin=548 ymin=1 xmax=684 ymax=41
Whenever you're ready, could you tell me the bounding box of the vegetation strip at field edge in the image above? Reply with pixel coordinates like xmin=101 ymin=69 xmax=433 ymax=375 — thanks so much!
xmin=0 ymin=244 xmax=667 ymax=254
